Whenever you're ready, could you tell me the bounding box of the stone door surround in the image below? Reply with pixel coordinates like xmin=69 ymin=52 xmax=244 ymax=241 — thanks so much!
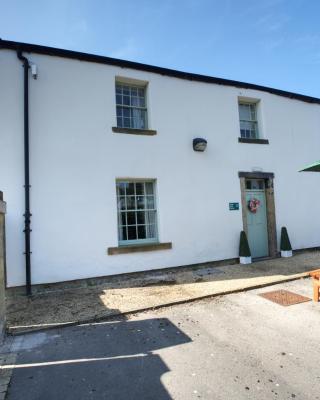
xmin=239 ymin=172 xmax=277 ymax=258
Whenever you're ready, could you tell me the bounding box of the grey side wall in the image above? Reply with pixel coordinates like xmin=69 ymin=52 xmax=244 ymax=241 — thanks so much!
xmin=0 ymin=192 xmax=6 ymax=340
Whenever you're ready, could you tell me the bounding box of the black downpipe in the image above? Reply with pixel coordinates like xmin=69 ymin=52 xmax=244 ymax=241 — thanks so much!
xmin=17 ymin=50 xmax=32 ymax=296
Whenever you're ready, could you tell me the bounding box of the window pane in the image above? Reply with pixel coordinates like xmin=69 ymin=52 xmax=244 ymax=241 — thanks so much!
xmin=246 ymin=179 xmax=265 ymax=190
xmin=123 ymin=86 xmax=130 ymax=95
xmin=146 ymin=196 xmax=155 ymax=209
xmin=253 ymin=180 xmax=264 ymax=189
xmin=136 ymin=211 xmax=146 ymax=225
xmin=138 ymin=225 xmax=146 ymax=239
xmin=138 ymin=97 xmax=145 ymax=107
xmin=240 ymin=121 xmax=257 ymax=138
xmin=137 ymin=196 xmax=145 ymax=209
xmin=135 ymin=182 xmax=144 ymax=195
xmin=131 ymin=87 xmax=138 ymax=96
xmin=132 ymin=109 xmax=146 ymax=129
xmin=123 ymin=95 xmax=130 ymax=106
xmin=145 ymin=210 xmax=156 ymax=225
xmin=250 ymin=105 xmax=256 ymax=120
xmin=126 ymin=196 xmax=136 ymax=210
xmin=117 ymin=117 xmax=123 ymax=127
xmin=253 ymin=180 xmax=259 ymax=190
xmin=120 ymin=212 xmax=127 ymax=226
xmin=146 ymin=224 xmax=156 ymax=239
xmin=239 ymin=104 xmax=250 ymax=120
xmin=127 ymin=212 xmax=136 ymax=225
xmin=128 ymin=226 xmax=137 ymax=240
xmin=117 ymin=182 xmax=126 ymax=196
xmin=131 ymin=96 xmax=139 ymax=107
xmin=126 ymin=183 xmax=135 ymax=195
xmin=118 ymin=197 xmax=126 ymax=210
xmin=145 ymin=182 xmax=154 ymax=195
xmin=119 ymin=226 xmax=127 ymax=241
xmin=116 ymin=106 xmax=123 ymax=117
xmin=116 ymin=85 xmax=122 ymax=94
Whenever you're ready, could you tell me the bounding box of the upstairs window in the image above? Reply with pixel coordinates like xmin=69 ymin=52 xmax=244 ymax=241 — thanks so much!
xmin=116 ymin=83 xmax=147 ymax=129
xmin=238 ymin=102 xmax=259 ymax=139
xmin=116 ymin=180 xmax=158 ymax=245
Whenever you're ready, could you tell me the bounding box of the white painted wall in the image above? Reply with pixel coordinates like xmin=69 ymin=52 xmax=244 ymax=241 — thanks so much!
xmin=1 ymin=49 xmax=320 ymax=287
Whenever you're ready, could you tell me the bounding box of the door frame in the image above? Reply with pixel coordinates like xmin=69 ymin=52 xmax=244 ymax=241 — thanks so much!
xmin=239 ymin=171 xmax=277 ymax=258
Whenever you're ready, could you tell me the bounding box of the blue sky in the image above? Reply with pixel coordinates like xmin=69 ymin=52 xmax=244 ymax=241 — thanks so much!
xmin=1 ymin=0 xmax=320 ymax=97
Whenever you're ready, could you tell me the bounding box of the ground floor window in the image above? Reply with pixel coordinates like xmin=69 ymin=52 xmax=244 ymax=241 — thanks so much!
xmin=116 ymin=180 xmax=158 ymax=245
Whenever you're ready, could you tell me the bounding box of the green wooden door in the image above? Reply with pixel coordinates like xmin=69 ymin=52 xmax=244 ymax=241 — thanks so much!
xmin=245 ymin=186 xmax=269 ymax=258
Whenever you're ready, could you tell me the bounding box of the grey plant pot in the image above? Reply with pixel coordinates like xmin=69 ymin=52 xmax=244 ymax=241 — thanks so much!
xmin=281 ymin=250 xmax=292 ymax=258
xmin=240 ymin=256 xmax=252 ymax=264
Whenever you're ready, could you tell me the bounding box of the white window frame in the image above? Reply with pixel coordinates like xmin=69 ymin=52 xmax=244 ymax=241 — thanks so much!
xmin=116 ymin=179 xmax=158 ymax=246
xmin=238 ymin=101 xmax=259 ymax=139
xmin=115 ymin=82 xmax=148 ymax=130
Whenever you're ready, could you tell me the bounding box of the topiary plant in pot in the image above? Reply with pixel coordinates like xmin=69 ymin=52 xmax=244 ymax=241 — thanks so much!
xmin=280 ymin=227 xmax=292 ymax=257
xmin=239 ymin=230 xmax=252 ymax=264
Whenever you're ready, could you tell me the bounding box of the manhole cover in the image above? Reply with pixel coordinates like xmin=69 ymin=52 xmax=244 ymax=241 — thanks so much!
xmin=259 ymin=289 xmax=311 ymax=306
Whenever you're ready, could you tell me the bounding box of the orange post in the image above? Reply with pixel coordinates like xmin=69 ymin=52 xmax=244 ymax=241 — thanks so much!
xmin=310 ymin=270 xmax=320 ymax=302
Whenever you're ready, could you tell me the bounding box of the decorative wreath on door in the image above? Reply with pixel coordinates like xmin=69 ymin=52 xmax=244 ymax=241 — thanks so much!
xmin=248 ymin=198 xmax=261 ymax=213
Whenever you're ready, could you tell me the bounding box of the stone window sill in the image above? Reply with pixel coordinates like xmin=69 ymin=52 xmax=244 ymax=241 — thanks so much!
xmin=107 ymin=242 xmax=172 ymax=255
xmin=112 ymin=127 xmax=157 ymax=136
xmin=238 ymin=137 xmax=269 ymax=144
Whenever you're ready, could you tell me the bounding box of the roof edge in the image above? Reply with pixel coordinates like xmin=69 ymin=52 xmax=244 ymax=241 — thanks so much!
xmin=1 ymin=39 xmax=320 ymax=105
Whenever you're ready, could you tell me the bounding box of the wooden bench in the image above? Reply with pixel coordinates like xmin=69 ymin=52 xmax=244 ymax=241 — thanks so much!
xmin=310 ymin=270 xmax=320 ymax=302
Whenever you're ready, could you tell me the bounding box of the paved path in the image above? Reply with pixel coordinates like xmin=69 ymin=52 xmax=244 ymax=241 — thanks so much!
xmin=2 ymin=278 xmax=320 ymax=399
xmin=6 ymin=251 xmax=320 ymax=334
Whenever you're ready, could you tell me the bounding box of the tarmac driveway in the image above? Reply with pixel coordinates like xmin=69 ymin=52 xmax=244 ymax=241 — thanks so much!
xmin=3 ymin=278 xmax=320 ymax=399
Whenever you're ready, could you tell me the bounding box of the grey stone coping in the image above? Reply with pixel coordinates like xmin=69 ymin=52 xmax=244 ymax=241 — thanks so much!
xmin=238 ymin=137 xmax=269 ymax=144
xmin=0 ymin=201 xmax=6 ymax=215
xmin=112 ymin=127 xmax=157 ymax=136
xmin=108 ymin=242 xmax=172 ymax=255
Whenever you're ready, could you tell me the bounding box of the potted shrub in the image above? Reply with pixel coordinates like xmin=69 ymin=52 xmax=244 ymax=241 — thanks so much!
xmin=280 ymin=227 xmax=292 ymax=257
xmin=239 ymin=231 xmax=252 ymax=264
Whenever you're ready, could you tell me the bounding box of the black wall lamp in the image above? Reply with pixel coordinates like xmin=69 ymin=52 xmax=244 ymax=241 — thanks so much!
xmin=193 ymin=138 xmax=207 ymax=152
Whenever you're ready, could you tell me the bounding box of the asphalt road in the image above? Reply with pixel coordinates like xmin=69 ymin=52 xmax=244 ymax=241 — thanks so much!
xmin=5 ymin=279 xmax=320 ymax=399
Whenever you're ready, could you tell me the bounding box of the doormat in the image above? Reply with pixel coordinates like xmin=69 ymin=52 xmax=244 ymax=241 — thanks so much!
xmin=259 ymin=289 xmax=311 ymax=306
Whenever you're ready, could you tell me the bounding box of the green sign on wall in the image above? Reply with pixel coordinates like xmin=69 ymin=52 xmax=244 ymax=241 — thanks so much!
xmin=229 ymin=202 xmax=239 ymax=211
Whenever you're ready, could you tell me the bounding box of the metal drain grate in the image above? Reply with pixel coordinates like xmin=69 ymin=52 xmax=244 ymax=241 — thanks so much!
xmin=259 ymin=289 xmax=311 ymax=306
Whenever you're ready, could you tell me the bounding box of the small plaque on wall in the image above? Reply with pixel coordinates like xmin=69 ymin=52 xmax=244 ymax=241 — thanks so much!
xmin=229 ymin=202 xmax=239 ymax=211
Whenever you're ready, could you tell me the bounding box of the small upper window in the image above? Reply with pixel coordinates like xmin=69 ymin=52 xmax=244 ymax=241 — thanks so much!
xmin=116 ymin=83 xmax=147 ymax=129
xmin=238 ymin=102 xmax=259 ymax=139
xmin=246 ymin=179 xmax=265 ymax=190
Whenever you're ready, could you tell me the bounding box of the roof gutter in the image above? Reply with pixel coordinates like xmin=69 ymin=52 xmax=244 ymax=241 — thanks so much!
xmin=17 ymin=49 xmax=32 ymax=296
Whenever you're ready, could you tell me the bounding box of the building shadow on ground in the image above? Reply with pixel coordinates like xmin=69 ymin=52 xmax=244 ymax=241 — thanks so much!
xmin=6 ymin=316 xmax=191 ymax=400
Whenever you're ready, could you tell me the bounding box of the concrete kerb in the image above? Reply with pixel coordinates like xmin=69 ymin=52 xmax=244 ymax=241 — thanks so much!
xmin=0 ymin=192 xmax=7 ymax=343
xmin=8 ymin=273 xmax=310 ymax=336
xmin=0 ymin=336 xmax=17 ymax=400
